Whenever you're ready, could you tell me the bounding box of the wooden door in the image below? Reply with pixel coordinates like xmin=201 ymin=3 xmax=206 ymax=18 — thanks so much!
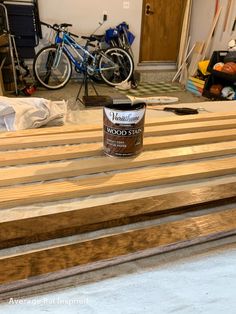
xmin=140 ymin=0 xmax=187 ymax=63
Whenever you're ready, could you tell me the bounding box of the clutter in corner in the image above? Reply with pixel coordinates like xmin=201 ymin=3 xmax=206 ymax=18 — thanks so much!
xmin=0 ymin=96 xmax=67 ymax=131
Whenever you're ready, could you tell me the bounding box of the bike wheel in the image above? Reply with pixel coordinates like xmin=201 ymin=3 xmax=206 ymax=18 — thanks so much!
xmin=33 ymin=46 xmax=72 ymax=90
xmin=98 ymin=47 xmax=134 ymax=86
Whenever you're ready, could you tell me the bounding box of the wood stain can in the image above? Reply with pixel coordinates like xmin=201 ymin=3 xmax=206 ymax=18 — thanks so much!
xmin=103 ymin=102 xmax=146 ymax=157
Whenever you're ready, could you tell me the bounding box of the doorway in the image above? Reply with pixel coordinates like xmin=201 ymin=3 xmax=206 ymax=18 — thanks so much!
xmin=139 ymin=0 xmax=187 ymax=63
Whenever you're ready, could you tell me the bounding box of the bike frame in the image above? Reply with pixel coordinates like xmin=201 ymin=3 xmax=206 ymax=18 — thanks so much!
xmin=53 ymin=30 xmax=116 ymax=74
xmin=55 ymin=31 xmax=95 ymax=71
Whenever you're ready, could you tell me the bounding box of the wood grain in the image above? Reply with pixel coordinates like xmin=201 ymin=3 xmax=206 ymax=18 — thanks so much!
xmin=0 ymin=207 xmax=236 ymax=285
xmin=1 ymin=128 xmax=236 ymax=166
xmin=0 ymin=156 xmax=236 ymax=209
xmin=1 ymin=141 xmax=236 ymax=187
xmin=145 ymin=128 xmax=236 ymax=150
xmin=140 ymin=0 xmax=186 ymax=62
xmin=1 ymin=111 xmax=236 ymax=139
xmin=0 ymin=123 xmax=236 ymax=152
xmin=0 ymin=119 xmax=236 ymax=151
xmin=0 ymin=182 xmax=235 ymax=249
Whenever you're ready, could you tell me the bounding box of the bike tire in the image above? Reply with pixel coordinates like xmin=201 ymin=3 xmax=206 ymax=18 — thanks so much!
xmin=33 ymin=45 xmax=72 ymax=90
xmin=98 ymin=47 xmax=134 ymax=86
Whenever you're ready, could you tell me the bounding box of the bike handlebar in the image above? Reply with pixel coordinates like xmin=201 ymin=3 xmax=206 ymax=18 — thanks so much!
xmin=40 ymin=21 xmax=79 ymax=38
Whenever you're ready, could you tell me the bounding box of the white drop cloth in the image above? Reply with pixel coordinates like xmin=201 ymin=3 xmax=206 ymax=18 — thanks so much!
xmin=0 ymin=96 xmax=67 ymax=131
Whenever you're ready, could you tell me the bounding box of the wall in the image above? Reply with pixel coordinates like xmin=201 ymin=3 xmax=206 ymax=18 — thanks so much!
xmin=37 ymin=0 xmax=143 ymax=65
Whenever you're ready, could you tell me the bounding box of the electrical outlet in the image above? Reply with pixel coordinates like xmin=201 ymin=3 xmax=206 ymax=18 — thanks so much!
xmin=123 ymin=1 xmax=130 ymax=9
xmin=103 ymin=11 xmax=108 ymax=21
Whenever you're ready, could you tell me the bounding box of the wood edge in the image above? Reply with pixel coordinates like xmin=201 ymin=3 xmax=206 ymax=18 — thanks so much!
xmin=0 ymin=181 xmax=236 ymax=248
xmin=1 ymin=111 xmax=236 ymax=139
xmin=0 ymin=229 xmax=235 ymax=296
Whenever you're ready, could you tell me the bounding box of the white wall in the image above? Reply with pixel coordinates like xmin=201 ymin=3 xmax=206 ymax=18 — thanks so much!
xmin=37 ymin=0 xmax=143 ymax=66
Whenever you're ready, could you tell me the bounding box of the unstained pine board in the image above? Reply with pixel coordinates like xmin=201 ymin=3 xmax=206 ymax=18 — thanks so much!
xmin=0 ymin=119 xmax=236 ymax=151
xmin=0 ymin=156 xmax=236 ymax=208
xmin=0 ymin=141 xmax=236 ymax=187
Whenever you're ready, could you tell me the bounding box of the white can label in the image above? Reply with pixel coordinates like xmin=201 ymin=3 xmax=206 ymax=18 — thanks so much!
xmin=104 ymin=107 xmax=145 ymax=125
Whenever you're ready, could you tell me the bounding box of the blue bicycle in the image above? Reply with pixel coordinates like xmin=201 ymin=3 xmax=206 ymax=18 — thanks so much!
xmin=33 ymin=22 xmax=134 ymax=90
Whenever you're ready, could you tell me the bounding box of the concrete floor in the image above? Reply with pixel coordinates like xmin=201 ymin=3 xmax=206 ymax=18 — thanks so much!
xmin=1 ymin=81 xmax=235 ymax=314
xmin=30 ymin=80 xmax=207 ymax=124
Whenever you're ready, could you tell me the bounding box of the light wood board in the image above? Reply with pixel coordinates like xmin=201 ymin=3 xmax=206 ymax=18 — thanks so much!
xmin=0 ymin=141 xmax=236 ymax=187
xmin=0 ymin=156 xmax=236 ymax=209
xmin=1 ymin=111 xmax=236 ymax=139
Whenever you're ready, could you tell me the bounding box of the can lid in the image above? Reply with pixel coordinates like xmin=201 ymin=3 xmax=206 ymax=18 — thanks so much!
xmin=105 ymin=102 xmax=146 ymax=111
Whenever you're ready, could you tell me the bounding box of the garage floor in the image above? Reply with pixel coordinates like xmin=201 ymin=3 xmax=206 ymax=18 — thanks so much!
xmin=1 ymin=81 xmax=235 ymax=314
xmin=24 ymin=80 xmax=207 ymax=127
xmin=30 ymin=80 xmax=207 ymax=115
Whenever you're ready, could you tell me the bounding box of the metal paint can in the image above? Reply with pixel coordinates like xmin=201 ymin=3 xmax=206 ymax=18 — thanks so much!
xmin=103 ymin=102 xmax=146 ymax=157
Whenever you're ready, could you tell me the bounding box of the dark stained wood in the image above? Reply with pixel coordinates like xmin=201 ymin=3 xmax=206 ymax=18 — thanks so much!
xmin=0 ymin=207 xmax=236 ymax=286
xmin=0 ymin=182 xmax=235 ymax=249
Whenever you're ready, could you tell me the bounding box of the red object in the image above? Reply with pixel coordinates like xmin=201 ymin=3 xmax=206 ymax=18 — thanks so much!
xmin=21 ymin=85 xmax=37 ymax=96
xmin=214 ymin=0 xmax=219 ymax=17
xmin=221 ymin=62 xmax=236 ymax=75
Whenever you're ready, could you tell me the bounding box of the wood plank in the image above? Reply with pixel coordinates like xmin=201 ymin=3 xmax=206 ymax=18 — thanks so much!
xmin=145 ymin=128 xmax=236 ymax=150
xmin=0 ymin=143 xmax=103 ymax=167
xmin=201 ymin=6 xmax=222 ymax=60
xmin=0 ymin=156 xmax=236 ymax=209
xmin=188 ymin=41 xmax=204 ymax=76
xmin=0 ymin=207 xmax=236 ymax=285
xmin=146 ymin=118 xmax=236 ymax=135
xmin=1 ymin=128 xmax=236 ymax=167
xmin=1 ymin=141 xmax=236 ymax=187
xmin=0 ymin=182 xmax=235 ymax=249
xmin=1 ymin=111 xmax=236 ymax=140
xmin=177 ymin=0 xmax=192 ymax=69
xmin=0 ymin=118 xmax=236 ymax=151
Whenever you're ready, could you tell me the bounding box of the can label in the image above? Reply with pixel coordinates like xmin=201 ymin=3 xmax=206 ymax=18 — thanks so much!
xmin=103 ymin=103 xmax=146 ymax=157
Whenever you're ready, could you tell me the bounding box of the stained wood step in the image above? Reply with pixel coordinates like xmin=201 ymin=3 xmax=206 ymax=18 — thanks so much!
xmin=0 ymin=207 xmax=236 ymax=287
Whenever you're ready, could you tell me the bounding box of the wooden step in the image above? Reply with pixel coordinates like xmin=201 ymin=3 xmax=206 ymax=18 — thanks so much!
xmin=0 ymin=182 xmax=235 ymax=249
xmin=0 ymin=111 xmax=236 ymax=289
xmin=0 ymin=207 xmax=236 ymax=287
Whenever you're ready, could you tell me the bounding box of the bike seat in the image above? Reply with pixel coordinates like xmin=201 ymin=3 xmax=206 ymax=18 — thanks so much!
xmin=92 ymin=34 xmax=104 ymax=41
xmin=81 ymin=35 xmax=104 ymax=42
xmin=61 ymin=23 xmax=72 ymax=28
xmin=81 ymin=35 xmax=96 ymax=42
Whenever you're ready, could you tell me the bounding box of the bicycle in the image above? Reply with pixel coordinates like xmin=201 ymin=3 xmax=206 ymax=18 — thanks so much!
xmin=33 ymin=22 xmax=134 ymax=90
